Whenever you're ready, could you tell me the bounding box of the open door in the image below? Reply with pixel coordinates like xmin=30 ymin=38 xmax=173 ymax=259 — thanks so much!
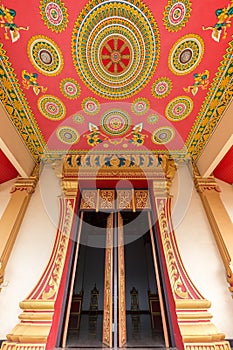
xmin=61 ymin=190 xmax=170 ymax=348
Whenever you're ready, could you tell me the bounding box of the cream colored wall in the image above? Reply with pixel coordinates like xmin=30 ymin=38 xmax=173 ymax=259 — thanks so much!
xmin=171 ymin=164 xmax=233 ymax=339
xmin=0 ymin=178 xmax=17 ymax=219
xmin=0 ymin=165 xmax=61 ymax=340
xmin=216 ymin=178 xmax=233 ymax=222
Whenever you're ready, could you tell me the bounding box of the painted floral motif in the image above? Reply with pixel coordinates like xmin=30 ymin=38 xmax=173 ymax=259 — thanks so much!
xmin=163 ymin=0 xmax=192 ymax=32
xmin=202 ymin=1 xmax=233 ymax=42
xmin=60 ymin=78 xmax=80 ymax=99
xmin=101 ymin=110 xmax=131 ymax=136
xmin=82 ymin=98 xmax=100 ymax=115
xmin=132 ymin=98 xmax=150 ymax=115
xmin=22 ymin=70 xmax=47 ymax=95
xmin=72 ymin=0 xmax=160 ymax=99
xmin=151 ymin=77 xmax=172 ymax=98
xmin=56 ymin=126 xmax=80 ymax=144
xmin=84 ymin=123 xmax=107 ymax=147
xmin=27 ymin=35 xmax=64 ymax=76
xmin=40 ymin=0 xmax=68 ymax=33
xmin=184 ymin=70 xmax=210 ymax=96
xmin=0 ymin=4 xmax=29 ymax=42
xmin=165 ymin=96 xmax=193 ymax=121
xmin=84 ymin=122 xmax=147 ymax=147
xmin=127 ymin=123 xmax=147 ymax=146
xmin=38 ymin=94 xmax=66 ymax=120
xmin=168 ymin=34 xmax=204 ymax=75
xmin=152 ymin=127 xmax=175 ymax=144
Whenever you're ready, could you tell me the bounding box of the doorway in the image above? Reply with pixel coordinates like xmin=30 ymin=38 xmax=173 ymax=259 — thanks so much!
xmin=61 ymin=202 xmax=169 ymax=348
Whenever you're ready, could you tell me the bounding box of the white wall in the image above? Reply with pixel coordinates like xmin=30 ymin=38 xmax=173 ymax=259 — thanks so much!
xmin=171 ymin=164 xmax=233 ymax=339
xmin=0 ymin=165 xmax=61 ymax=339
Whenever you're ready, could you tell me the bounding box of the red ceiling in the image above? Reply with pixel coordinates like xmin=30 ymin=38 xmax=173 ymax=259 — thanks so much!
xmin=213 ymin=146 xmax=233 ymax=185
xmin=0 ymin=0 xmax=232 ymax=183
xmin=0 ymin=150 xmax=18 ymax=184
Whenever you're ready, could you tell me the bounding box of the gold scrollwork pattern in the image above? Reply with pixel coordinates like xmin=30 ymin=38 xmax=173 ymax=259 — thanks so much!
xmin=80 ymin=189 xmax=151 ymax=211
xmin=80 ymin=190 xmax=97 ymax=209
xmin=135 ymin=190 xmax=151 ymax=209
xmin=156 ymin=198 xmax=190 ymax=299
xmin=41 ymin=198 xmax=74 ymax=300
xmin=117 ymin=190 xmax=133 ymax=210
xmin=99 ymin=190 xmax=115 ymax=210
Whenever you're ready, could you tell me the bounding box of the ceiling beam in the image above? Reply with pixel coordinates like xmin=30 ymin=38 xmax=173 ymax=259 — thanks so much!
xmin=196 ymin=100 xmax=233 ymax=178
xmin=0 ymin=103 xmax=35 ymax=178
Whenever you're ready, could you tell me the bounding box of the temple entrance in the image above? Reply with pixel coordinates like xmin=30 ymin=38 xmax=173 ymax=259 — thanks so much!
xmin=61 ymin=190 xmax=170 ymax=348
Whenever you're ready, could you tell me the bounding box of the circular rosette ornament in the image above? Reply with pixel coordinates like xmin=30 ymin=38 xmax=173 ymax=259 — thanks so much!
xmin=72 ymin=0 xmax=160 ymax=99
xmin=132 ymin=98 xmax=150 ymax=115
xmin=38 ymin=94 xmax=66 ymax=120
xmin=168 ymin=34 xmax=204 ymax=75
xmin=82 ymin=98 xmax=100 ymax=115
xmin=73 ymin=114 xmax=84 ymax=124
xmin=101 ymin=110 xmax=131 ymax=136
xmin=165 ymin=95 xmax=193 ymax=121
xmin=152 ymin=126 xmax=175 ymax=144
xmin=28 ymin=36 xmax=64 ymax=76
xmin=40 ymin=0 xmax=68 ymax=33
xmin=151 ymin=77 xmax=172 ymax=98
xmin=56 ymin=126 xmax=80 ymax=144
xmin=60 ymin=78 xmax=80 ymax=99
xmin=163 ymin=0 xmax=192 ymax=32
xmin=148 ymin=114 xmax=159 ymax=124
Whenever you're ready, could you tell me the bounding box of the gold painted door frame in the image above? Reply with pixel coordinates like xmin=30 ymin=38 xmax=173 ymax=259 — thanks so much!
xmin=102 ymin=213 xmax=113 ymax=347
xmin=118 ymin=213 xmax=127 ymax=347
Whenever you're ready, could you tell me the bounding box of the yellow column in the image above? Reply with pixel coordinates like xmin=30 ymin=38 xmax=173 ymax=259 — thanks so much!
xmin=1 ymin=173 xmax=79 ymax=350
xmin=0 ymin=176 xmax=38 ymax=287
xmin=194 ymin=174 xmax=233 ymax=296
xmin=152 ymin=161 xmax=230 ymax=350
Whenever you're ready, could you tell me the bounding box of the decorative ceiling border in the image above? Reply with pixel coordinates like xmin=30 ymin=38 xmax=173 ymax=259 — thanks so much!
xmin=186 ymin=39 xmax=233 ymax=160
xmin=0 ymin=44 xmax=46 ymax=161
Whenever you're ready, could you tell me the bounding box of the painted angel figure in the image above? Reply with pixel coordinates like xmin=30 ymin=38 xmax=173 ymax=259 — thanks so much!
xmin=202 ymin=0 xmax=233 ymax=42
xmin=0 ymin=4 xmax=29 ymax=42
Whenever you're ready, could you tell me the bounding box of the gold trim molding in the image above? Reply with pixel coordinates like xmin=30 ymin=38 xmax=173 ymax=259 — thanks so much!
xmin=0 ymin=176 xmax=38 ymax=288
xmin=153 ymin=185 xmax=230 ymax=348
xmin=194 ymin=175 xmax=233 ymax=297
xmin=2 ymin=195 xmax=77 ymax=349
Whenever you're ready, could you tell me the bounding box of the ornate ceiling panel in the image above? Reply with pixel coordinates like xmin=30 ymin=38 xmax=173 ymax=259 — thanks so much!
xmin=0 ymin=0 xmax=232 ymax=162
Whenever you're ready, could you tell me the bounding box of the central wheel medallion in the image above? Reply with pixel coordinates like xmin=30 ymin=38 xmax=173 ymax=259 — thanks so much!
xmin=72 ymin=0 xmax=160 ymax=99
xmin=100 ymin=36 xmax=132 ymax=75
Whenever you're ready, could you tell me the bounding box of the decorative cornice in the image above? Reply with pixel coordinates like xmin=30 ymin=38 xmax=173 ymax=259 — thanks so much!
xmin=194 ymin=176 xmax=221 ymax=194
xmin=62 ymin=153 xmax=177 ymax=181
xmin=62 ymin=178 xmax=79 ymax=197
xmin=10 ymin=176 xmax=38 ymax=194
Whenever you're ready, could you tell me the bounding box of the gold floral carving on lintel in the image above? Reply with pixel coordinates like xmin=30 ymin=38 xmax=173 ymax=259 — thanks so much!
xmin=80 ymin=189 xmax=151 ymax=211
